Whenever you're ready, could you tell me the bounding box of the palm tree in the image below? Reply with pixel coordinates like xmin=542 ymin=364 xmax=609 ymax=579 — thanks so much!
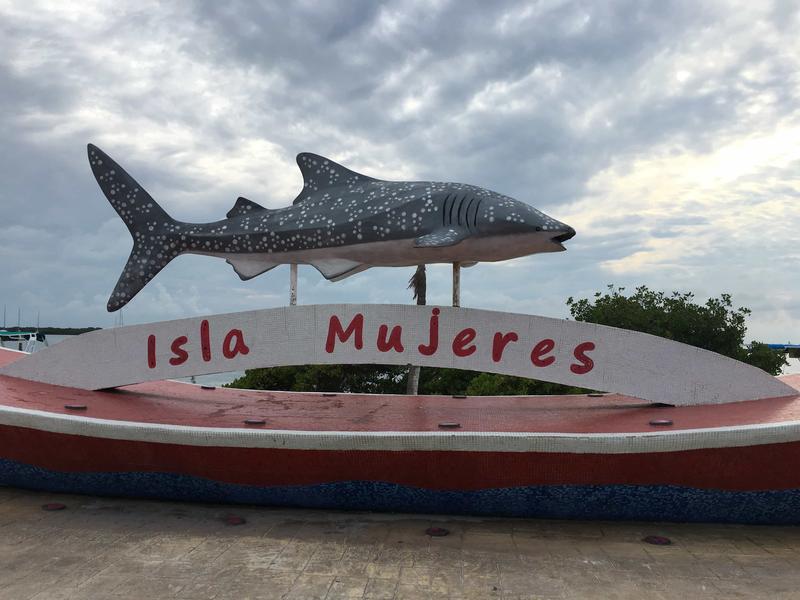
xmin=406 ymin=265 xmax=426 ymax=394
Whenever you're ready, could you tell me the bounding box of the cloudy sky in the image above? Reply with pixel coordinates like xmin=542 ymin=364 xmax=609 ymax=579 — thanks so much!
xmin=1 ymin=1 xmax=798 ymax=363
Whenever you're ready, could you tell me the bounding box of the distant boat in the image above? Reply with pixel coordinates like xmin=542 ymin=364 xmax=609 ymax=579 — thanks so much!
xmin=0 ymin=306 xmax=47 ymax=352
xmin=0 ymin=330 xmax=47 ymax=353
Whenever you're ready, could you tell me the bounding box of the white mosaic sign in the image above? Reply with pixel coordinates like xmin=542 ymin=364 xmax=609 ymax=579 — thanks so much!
xmin=0 ymin=305 xmax=793 ymax=406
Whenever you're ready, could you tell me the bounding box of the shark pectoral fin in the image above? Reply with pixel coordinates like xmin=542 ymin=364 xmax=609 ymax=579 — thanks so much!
xmin=226 ymin=197 xmax=268 ymax=218
xmin=226 ymin=256 xmax=279 ymax=280
xmin=311 ymin=259 xmax=369 ymax=282
xmin=414 ymin=228 xmax=469 ymax=248
xmin=461 ymin=261 xmax=478 ymax=268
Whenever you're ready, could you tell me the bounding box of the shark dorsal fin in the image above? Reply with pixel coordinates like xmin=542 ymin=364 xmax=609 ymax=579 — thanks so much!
xmin=293 ymin=153 xmax=378 ymax=205
xmin=227 ymin=197 xmax=266 ymax=218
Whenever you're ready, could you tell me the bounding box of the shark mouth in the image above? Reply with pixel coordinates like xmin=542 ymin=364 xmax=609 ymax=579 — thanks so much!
xmin=551 ymin=227 xmax=576 ymax=244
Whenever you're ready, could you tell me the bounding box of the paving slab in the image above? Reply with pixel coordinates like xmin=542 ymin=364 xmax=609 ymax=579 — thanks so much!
xmin=0 ymin=488 xmax=799 ymax=599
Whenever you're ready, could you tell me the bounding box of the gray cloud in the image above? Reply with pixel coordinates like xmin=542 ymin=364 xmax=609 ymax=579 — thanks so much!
xmin=0 ymin=0 xmax=798 ymax=365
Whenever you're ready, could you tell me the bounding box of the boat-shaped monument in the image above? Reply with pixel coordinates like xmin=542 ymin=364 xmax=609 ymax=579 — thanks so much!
xmin=1 ymin=146 xmax=798 ymax=524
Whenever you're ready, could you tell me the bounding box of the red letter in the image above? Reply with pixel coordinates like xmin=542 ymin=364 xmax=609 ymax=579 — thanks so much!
xmin=222 ymin=329 xmax=250 ymax=359
xmin=492 ymin=331 xmax=519 ymax=362
xmin=200 ymin=319 xmax=212 ymax=362
xmin=169 ymin=335 xmax=189 ymax=366
xmin=325 ymin=314 xmax=364 ymax=353
xmin=452 ymin=328 xmax=477 ymax=357
xmin=570 ymin=342 xmax=595 ymax=374
xmin=531 ymin=338 xmax=556 ymax=367
xmin=377 ymin=324 xmax=404 ymax=353
xmin=147 ymin=334 xmax=157 ymax=369
xmin=418 ymin=308 xmax=440 ymax=356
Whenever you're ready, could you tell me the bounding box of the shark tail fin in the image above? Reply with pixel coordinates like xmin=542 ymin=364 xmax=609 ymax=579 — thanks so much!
xmin=87 ymin=144 xmax=181 ymax=312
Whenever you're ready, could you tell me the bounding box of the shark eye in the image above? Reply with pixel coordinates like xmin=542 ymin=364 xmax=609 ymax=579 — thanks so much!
xmin=535 ymin=226 xmax=542 ymax=231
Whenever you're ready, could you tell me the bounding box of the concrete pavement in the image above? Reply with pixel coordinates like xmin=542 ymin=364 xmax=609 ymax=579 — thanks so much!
xmin=1 ymin=487 xmax=799 ymax=599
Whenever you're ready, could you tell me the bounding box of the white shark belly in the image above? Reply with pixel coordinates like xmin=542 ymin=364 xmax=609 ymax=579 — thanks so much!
xmin=192 ymin=232 xmax=561 ymax=281
xmin=200 ymin=233 xmax=555 ymax=265
xmin=330 ymin=232 xmax=560 ymax=264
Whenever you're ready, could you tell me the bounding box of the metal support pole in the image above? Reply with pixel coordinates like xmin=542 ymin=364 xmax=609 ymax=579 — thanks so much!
xmin=452 ymin=262 xmax=461 ymax=307
xmin=289 ymin=264 xmax=298 ymax=306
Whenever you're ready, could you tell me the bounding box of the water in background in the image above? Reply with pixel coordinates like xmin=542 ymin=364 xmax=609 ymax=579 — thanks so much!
xmin=45 ymin=334 xmax=244 ymax=387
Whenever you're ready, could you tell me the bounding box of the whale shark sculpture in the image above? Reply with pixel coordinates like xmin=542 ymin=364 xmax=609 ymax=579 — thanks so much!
xmin=88 ymin=144 xmax=576 ymax=311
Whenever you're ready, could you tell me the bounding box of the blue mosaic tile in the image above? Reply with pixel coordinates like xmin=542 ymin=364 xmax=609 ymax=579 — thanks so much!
xmin=2 ymin=458 xmax=799 ymax=524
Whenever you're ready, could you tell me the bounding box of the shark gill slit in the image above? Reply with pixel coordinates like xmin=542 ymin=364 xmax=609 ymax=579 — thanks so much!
xmin=461 ymin=197 xmax=470 ymax=228
xmin=465 ymin=198 xmax=475 ymax=231
xmin=448 ymin=195 xmax=457 ymax=226
xmin=441 ymin=194 xmax=451 ymax=227
xmin=473 ymin=198 xmax=482 ymax=229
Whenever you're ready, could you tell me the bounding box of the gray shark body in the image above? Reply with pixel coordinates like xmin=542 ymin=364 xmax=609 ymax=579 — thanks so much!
xmin=88 ymin=144 xmax=575 ymax=311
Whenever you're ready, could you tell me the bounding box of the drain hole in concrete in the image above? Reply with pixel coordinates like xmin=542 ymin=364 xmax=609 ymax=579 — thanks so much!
xmin=642 ymin=535 xmax=672 ymax=545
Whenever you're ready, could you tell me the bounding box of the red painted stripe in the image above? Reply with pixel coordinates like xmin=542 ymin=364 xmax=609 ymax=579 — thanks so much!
xmin=147 ymin=335 xmax=157 ymax=369
xmin=2 ymin=372 xmax=800 ymax=433
xmin=200 ymin=319 xmax=211 ymax=362
xmin=2 ymin=424 xmax=800 ymax=491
